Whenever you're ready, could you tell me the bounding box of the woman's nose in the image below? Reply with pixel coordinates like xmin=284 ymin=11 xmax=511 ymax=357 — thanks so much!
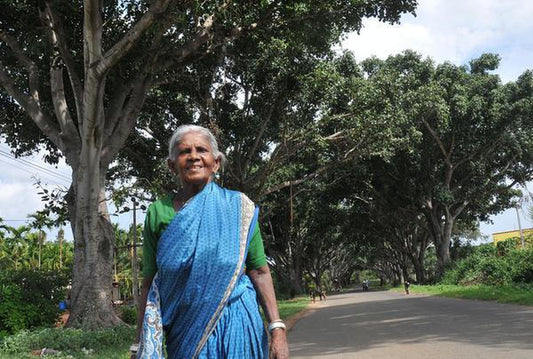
xmin=188 ymin=148 xmax=200 ymax=159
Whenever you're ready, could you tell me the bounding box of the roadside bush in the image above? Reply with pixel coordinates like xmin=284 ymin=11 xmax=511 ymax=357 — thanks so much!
xmin=496 ymin=237 xmax=520 ymax=256
xmin=477 ymin=257 xmax=512 ymax=285
xmin=440 ymin=240 xmax=533 ymax=286
xmin=509 ymin=246 xmax=533 ymax=283
xmin=0 ymin=269 xmax=70 ymax=337
xmin=119 ymin=306 xmax=137 ymax=325
xmin=0 ymin=326 xmax=133 ymax=355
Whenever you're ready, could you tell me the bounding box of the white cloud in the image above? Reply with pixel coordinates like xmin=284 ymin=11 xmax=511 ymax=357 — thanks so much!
xmin=0 ymin=141 xmax=73 ymax=240
xmin=0 ymin=182 xmax=44 ymax=221
xmin=340 ymin=0 xmax=533 ymax=82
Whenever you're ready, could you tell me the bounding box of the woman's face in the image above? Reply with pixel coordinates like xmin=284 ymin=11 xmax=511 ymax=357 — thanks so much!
xmin=169 ymin=131 xmax=220 ymax=186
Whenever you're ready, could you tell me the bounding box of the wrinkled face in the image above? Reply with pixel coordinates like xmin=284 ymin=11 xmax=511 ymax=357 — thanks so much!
xmin=168 ymin=131 xmax=220 ymax=186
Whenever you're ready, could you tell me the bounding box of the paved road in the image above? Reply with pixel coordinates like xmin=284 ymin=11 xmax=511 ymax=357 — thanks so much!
xmin=289 ymin=289 xmax=533 ymax=358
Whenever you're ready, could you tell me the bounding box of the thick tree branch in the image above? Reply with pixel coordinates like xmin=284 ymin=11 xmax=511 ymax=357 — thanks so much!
xmin=101 ymin=76 xmax=151 ymax=167
xmin=0 ymin=30 xmax=41 ymax=104
xmin=41 ymin=2 xmax=84 ymax=122
xmin=98 ymin=0 xmax=174 ymax=75
xmin=0 ymin=29 xmax=63 ymax=148
xmin=103 ymin=80 xmax=133 ymax=140
xmin=243 ymin=101 xmax=277 ymax=172
xmin=0 ymin=64 xmax=62 ymax=148
xmin=421 ymin=117 xmax=451 ymax=165
xmin=158 ymin=14 xmax=217 ymax=71
xmin=84 ymin=0 xmax=104 ymax=72
xmin=50 ymin=66 xmax=81 ymax=156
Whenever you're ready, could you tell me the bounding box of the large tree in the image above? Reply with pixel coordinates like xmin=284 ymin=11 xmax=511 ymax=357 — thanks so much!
xmin=0 ymin=0 xmax=417 ymax=328
xmin=357 ymin=52 xmax=533 ymax=276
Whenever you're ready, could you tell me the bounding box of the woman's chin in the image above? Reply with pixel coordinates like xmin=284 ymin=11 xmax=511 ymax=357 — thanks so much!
xmin=182 ymin=176 xmax=212 ymax=187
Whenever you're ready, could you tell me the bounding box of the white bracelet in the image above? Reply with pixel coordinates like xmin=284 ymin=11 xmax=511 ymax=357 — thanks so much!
xmin=129 ymin=343 xmax=139 ymax=353
xmin=268 ymin=320 xmax=286 ymax=333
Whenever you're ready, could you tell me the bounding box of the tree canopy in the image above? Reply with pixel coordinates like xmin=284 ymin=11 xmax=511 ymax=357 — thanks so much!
xmin=0 ymin=0 xmax=418 ymax=328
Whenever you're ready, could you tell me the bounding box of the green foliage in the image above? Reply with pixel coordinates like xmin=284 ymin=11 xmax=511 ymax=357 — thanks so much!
xmin=0 ymin=269 xmax=70 ymax=337
xmin=509 ymin=246 xmax=533 ymax=283
xmin=119 ymin=306 xmax=137 ymax=326
xmin=0 ymin=225 xmax=74 ymax=272
xmin=277 ymin=297 xmax=310 ymax=320
xmin=440 ymin=241 xmax=533 ymax=286
xmin=393 ymin=283 xmax=533 ymax=306
xmin=0 ymin=326 xmax=133 ymax=356
xmin=496 ymin=237 xmax=521 ymax=256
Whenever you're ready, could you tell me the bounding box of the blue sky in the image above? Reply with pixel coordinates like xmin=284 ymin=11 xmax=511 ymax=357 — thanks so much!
xmin=1 ymin=0 xmax=532 ymax=243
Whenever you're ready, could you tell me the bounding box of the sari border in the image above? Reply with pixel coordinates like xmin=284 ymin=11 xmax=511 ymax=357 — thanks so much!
xmin=192 ymin=192 xmax=256 ymax=358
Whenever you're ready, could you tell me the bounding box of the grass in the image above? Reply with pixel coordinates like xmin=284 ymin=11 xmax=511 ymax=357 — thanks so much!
xmin=391 ymin=283 xmax=533 ymax=306
xmin=278 ymin=296 xmax=310 ymax=320
xmin=0 ymin=297 xmax=311 ymax=358
xmin=0 ymin=326 xmax=134 ymax=358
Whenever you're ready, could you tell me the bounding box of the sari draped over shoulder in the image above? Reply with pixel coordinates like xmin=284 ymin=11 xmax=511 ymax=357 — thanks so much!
xmin=137 ymin=182 xmax=268 ymax=358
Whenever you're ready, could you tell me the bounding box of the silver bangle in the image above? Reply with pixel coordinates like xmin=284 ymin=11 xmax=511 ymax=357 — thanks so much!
xmin=268 ymin=320 xmax=286 ymax=333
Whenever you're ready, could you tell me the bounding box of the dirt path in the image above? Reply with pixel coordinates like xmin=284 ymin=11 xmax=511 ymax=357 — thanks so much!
xmin=288 ymin=289 xmax=533 ymax=358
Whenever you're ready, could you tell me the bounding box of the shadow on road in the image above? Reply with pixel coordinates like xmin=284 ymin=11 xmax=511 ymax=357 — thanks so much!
xmin=290 ymin=292 xmax=533 ymax=357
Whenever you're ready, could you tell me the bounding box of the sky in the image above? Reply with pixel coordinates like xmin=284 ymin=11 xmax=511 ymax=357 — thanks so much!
xmin=1 ymin=0 xmax=532 ymax=243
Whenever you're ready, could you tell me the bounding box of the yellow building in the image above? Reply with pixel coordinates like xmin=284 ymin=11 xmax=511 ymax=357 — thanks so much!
xmin=492 ymin=228 xmax=533 ymax=245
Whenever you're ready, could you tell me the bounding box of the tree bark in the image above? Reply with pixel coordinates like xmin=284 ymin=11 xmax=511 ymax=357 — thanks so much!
xmin=67 ymin=179 xmax=121 ymax=328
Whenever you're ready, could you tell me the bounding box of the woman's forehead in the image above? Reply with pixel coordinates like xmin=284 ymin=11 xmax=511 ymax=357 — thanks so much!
xmin=178 ymin=132 xmax=212 ymax=147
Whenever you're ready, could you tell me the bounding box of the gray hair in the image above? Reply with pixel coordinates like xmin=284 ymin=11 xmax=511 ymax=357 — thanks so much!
xmin=168 ymin=124 xmax=226 ymax=166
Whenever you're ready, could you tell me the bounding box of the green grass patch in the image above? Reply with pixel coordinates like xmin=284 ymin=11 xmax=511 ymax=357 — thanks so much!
xmin=391 ymin=284 xmax=533 ymax=306
xmin=1 ymin=298 xmax=310 ymax=358
xmin=0 ymin=326 xmax=134 ymax=358
xmin=277 ymin=296 xmax=310 ymax=320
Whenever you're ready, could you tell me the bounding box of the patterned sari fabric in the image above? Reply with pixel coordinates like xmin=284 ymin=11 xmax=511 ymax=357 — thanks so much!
xmin=137 ymin=183 xmax=268 ymax=358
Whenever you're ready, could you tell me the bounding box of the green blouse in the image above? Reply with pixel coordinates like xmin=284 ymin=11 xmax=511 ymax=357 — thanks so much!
xmin=142 ymin=194 xmax=267 ymax=277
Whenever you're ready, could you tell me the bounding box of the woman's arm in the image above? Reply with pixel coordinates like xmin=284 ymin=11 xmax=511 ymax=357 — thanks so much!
xmin=248 ymin=265 xmax=289 ymax=359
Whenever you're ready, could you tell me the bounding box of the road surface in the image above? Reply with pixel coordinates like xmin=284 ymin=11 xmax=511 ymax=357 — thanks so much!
xmin=289 ymin=288 xmax=533 ymax=358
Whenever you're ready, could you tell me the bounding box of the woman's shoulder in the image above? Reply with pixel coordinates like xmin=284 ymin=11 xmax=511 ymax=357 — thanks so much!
xmin=219 ymin=188 xmax=255 ymax=207
xmin=218 ymin=186 xmax=254 ymax=206
xmin=147 ymin=194 xmax=174 ymax=214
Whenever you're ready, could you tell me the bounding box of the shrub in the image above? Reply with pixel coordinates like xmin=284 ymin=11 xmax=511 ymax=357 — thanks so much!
xmin=0 ymin=326 xmax=134 ymax=355
xmin=477 ymin=257 xmax=512 ymax=285
xmin=119 ymin=306 xmax=137 ymax=325
xmin=0 ymin=269 xmax=70 ymax=337
xmin=509 ymin=246 xmax=533 ymax=283
xmin=440 ymin=242 xmax=533 ymax=286
xmin=496 ymin=237 xmax=520 ymax=256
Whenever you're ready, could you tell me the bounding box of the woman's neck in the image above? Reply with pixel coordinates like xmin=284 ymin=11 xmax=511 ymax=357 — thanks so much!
xmin=180 ymin=180 xmax=211 ymax=201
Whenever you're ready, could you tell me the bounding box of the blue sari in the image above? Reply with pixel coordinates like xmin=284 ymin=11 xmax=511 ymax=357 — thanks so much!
xmin=137 ymin=182 xmax=268 ymax=358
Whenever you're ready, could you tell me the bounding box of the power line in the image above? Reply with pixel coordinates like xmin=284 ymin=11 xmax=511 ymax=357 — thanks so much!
xmin=0 ymin=157 xmax=70 ymax=186
xmin=0 ymin=149 xmax=71 ymax=181
xmin=0 ymin=144 xmax=71 ymax=179
xmin=0 ymin=150 xmax=71 ymax=184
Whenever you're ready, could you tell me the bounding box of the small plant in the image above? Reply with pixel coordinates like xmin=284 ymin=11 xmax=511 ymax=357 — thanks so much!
xmin=0 ymin=269 xmax=70 ymax=337
xmin=119 ymin=306 xmax=137 ymax=325
xmin=0 ymin=326 xmax=134 ymax=356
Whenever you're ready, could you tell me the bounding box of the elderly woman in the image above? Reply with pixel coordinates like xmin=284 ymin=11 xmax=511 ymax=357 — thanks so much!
xmin=132 ymin=125 xmax=289 ymax=358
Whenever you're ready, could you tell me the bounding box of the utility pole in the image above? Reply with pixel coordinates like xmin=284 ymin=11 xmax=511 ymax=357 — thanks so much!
xmin=131 ymin=197 xmax=139 ymax=307
xmin=515 ymin=203 xmax=525 ymax=248
xmin=58 ymin=227 xmax=64 ymax=269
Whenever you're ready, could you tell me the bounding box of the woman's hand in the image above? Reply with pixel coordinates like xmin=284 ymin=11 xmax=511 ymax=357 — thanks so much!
xmin=270 ymin=329 xmax=289 ymax=359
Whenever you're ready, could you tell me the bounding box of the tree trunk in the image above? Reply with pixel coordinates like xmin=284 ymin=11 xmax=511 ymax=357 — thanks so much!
xmin=66 ymin=169 xmax=121 ymax=328
xmin=434 ymin=219 xmax=453 ymax=279
xmin=410 ymin=248 xmax=426 ymax=284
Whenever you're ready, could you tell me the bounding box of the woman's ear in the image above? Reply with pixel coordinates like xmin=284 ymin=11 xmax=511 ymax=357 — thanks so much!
xmin=213 ymin=157 xmax=221 ymax=174
xmin=167 ymin=158 xmax=175 ymax=174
